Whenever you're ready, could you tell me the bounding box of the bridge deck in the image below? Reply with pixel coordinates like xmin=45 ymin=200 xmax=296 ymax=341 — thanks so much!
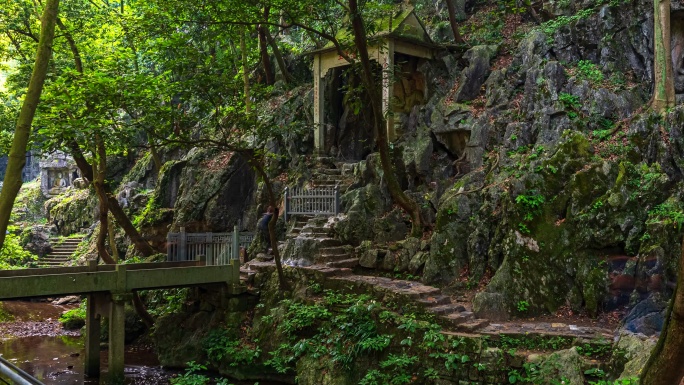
xmin=0 ymin=261 xmax=239 ymax=299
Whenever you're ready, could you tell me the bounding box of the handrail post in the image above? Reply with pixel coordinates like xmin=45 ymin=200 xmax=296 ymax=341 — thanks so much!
xmin=232 ymin=225 xmax=239 ymax=263
xmin=334 ymin=185 xmax=340 ymax=215
xmin=166 ymin=232 xmax=172 ymax=262
xmin=179 ymin=226 xmax=187 ymax=261
xmin=284 ymin=187 xmax=289 ymax=222
xmin=206 ymin=232 xmax=213 ymax=265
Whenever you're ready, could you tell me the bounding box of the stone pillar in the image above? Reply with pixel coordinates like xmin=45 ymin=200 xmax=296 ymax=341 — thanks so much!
xmin=108 ymin=293 xmax=130 ymax=383
xmin=382 ymin=41 xmax=396 ymax=141
xmin=84 ymin=293 xmax=101 ymax=378
xmin=313 ymin=54 xmax=326 ymax=155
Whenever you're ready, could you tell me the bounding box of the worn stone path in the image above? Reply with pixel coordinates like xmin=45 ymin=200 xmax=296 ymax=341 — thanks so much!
xmin=240 ymin=260 xmax=614 ymax=340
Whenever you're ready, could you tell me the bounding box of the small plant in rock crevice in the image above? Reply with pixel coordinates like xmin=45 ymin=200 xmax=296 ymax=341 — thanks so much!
xmin=516 ymin=300 xmax=529 ymax=313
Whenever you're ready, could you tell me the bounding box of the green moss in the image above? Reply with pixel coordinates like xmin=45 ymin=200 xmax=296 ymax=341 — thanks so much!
xmin=0 ymin=302 xmax=14 ymax=323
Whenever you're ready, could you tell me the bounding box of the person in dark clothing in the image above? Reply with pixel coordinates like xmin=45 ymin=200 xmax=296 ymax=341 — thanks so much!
xmin=257 ymin=206 xmax=274 ymax=253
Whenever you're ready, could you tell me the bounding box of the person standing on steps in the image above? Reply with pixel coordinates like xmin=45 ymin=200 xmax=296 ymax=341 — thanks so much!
xmin=257 ymin=206 xmax=274 ymax=254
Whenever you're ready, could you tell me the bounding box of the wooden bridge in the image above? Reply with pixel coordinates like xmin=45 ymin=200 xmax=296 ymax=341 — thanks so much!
xmin=0 ymin=259 xmax=242 ymax=382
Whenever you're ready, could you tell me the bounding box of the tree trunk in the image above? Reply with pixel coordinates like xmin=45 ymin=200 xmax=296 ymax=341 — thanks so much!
xmin=640 ymin=238 xmax=684 ymax=384
xmin=0 ymin=0 xmax=59 ymax=250
xmin=259 ymin=6 xmax=274 ymax=85
xmin=652 ymin=0 xmax=675 ymax=113
xmin=108 ymin=214 xmax=120 ymax=262
xmin=445 ymin=0 xmax=464 ymax=44
xmin=258 ymin=29 xmax=274 ymax=85
xmin=68 ymin=139 xmax=158 ymax=257
xmin=93 ymin=137 xmax=115 ymax=265
xmin=241 ymin=27 xmax=251 ymax=113
xmin=347 ymin=0 xmax=423 ymax=237
xmin=241 ymin=152 xmax=287 ymax=289
xmin=265 ymin=28 xmax=293 ymax=84
xmin=147 ymin=132 xmax=163 ymax=173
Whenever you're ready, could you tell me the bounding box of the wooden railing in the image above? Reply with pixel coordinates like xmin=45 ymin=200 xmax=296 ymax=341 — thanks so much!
xmin=284 ymin=186 xmax=340 ymax=221
xmin=166 ymin=226 xmax=254 ymax=265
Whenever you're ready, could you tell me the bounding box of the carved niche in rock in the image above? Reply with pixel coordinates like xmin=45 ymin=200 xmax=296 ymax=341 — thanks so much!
xmin=39 ymin=151 xmax=80 ymax=197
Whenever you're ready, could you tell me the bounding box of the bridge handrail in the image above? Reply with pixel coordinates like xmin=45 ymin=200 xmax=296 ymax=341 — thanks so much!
xmin=0 ymin=355 xmax=43 ymax=385
xmin=284 ymin=185 xmax=340 ymax=221
xmin=166 ymin=226 xmax=253 ymax=264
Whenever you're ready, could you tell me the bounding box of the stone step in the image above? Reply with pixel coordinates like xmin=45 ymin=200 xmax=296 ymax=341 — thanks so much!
xmin=426 ymin=304 xmax=467 ymax=316
xmin=320 ymin=246 xmax=349 ymax=256
xmin=455 ymin=319 xmax=490 ymax=333
xmin=416 ymin=295 xmax=452 ymax=306
xmin=50 ymin=249 xmax=76 ymax=255
xmin=50 ymin=249 xmax=76 ymax=253
xmin=288 ymin=227 xmax=303 ymax=235
xmin=440 ymin=312 xmax=476 ymax=327
xmin=59 ymin=239 xmax=83 ymax=243
xmin=41 ymin=257 xmax=69 ymax=262
xmin=311 ymin=179 xmax=340 ymax=186
xmin=295 ymin=238 xmax=341 ymax=247
xmin=315 ymin=254 xmax=352 ymax=264
xmin=299 ymin=227 xmax=329 ymax=236
xmin=325 ymin=258 xmax=359 ymax=269
xmin=315 ymin=168 xmax=342 ymax=176
xmin=315 ymin=157 xmax=336 ymax=167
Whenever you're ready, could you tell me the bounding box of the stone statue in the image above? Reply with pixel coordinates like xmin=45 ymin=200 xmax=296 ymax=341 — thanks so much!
xmin=48 ymin=171 xmax=68 ymax=194
xmin=53 ymin=172 xmax=66 ymax=188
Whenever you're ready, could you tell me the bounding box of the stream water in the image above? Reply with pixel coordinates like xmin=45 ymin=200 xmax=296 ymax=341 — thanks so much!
xmin=0 ymin=300 xmax=281 ymax=385
xmin=0 ymin=300 xmax=172 ymax=384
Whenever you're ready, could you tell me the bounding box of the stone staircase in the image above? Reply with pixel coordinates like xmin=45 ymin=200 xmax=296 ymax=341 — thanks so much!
xmin=38 ymin=236 xmax=84 ymax=267
xmin=241 ymin=261 xmax=489 ymax=333
xmin=281 ymin=157 xmax=362 ymax=269
xmin=285 ymin=215 xmax=359 ymax=269
xmin=308 ymin=156 xmax=356 ymax=192
xmin=240 ymin=261 xmax=614 ymax=339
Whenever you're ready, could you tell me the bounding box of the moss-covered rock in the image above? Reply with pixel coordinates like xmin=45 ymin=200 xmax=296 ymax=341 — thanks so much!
xmin=45 ymin=189 xmax=95 ymax=236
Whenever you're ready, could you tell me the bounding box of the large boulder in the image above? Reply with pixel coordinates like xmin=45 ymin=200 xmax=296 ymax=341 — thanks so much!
xmin=21 ymin=225 xmax=52 ymax=257
xmin=472 ymin=292 xmax=509 ymax=321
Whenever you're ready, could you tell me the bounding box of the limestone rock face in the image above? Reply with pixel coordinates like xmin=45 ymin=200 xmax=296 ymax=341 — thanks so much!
xmin=170 ymin=148 xmax=256 ymax=232
xmin=622 ymin=295 xmax=666 ymax=336
xmin=454 ymin=45 xmax=498 ymax=102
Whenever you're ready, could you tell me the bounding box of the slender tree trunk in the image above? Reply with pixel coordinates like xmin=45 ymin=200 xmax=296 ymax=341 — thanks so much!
xmin=241 ymin=27 xmax=251 ymax=113
xmin=640 ymin=238 xmax=684 ymax=384
xmin=258 ymin=35 xmax=274 ymax=83
xmin=445 ymin=0 xmax=464 ymax=44
xmin=0 ymin=0 xmax=59 ymax=251
xmin=70 ymin=142 xmax=157 ymax=257
xmin=259 ymin=6 xmax=274 ymax=85
xmin=242 ymin=152 xmax=287 ymax=289
xmin=147 ymin=133 xmax=163 ymax=172
xmin=93 ymin=137 xmax=115 ymax=265
xmin=652 ymin=0 xmax=675 ymax=113
xmin=108 ymin=214 xmax=120 ymax=262
xmin=265 ymin=28 xmax=293 ymax=84
xmin=347 ymin=0 xmax=423 ymax=237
